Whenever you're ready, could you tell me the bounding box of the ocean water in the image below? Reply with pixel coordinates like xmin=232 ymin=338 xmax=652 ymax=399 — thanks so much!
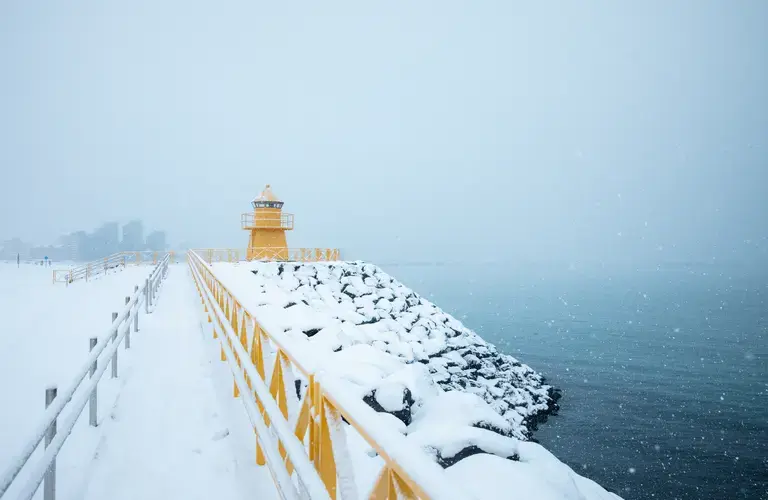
xmin=386 ymin=262 xmax=767 ymax=500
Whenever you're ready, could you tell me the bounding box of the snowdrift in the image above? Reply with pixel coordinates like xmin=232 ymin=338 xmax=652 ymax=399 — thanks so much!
xmin=215 ymin=260 xmax=621 ymax=499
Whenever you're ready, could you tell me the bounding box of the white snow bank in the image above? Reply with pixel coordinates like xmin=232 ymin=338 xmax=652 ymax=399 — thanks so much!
xmin=449 ymin=451 xmax=622 ymax=500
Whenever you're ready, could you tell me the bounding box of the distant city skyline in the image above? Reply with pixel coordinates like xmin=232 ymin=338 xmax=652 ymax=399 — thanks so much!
xmin=0 ymin=219 xmax=171 ymax=262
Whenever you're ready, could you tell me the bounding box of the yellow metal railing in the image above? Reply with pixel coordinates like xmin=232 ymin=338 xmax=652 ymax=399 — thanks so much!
xmin=194 ymin=247 xmax=340 ymax=264
xmin=188 ymin=250 xmax=467 ymax=500
xmin=241 ymin=212 xmax=294 ymax=230
xmin=193 ymin=248 xmax=244 ymax=264
xmin=52 ymin=251 xmax=176 ymax=284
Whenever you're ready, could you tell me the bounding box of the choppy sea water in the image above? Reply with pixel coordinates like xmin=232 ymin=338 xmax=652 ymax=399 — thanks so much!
xmin=386 ymin=262 xmax=767 ymax=500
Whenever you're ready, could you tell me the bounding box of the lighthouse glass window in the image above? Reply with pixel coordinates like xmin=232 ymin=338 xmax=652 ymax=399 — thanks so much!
xmin=252 ymin=201 xmax=284 ymax=209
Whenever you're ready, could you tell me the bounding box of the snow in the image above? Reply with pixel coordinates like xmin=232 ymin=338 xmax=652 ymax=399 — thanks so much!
xmin=0 ymin=263 xmax=278 ymax=500
xmin=190 ymin=259 xmax=330 ymax=500
xmin=0 ymin=255 xmax=625 ymax=500
xmin=212 ymin=261 xmax=558 ymax=439
xmin=210 ymin=260 xmax=621 ymax=499
xmin=0 ymin=263 xmax=154 ymax=482
xmin=449 ymin=453 xmax=623 ymax=500
xmin=79 ymin=269 xmax=277 ymax=500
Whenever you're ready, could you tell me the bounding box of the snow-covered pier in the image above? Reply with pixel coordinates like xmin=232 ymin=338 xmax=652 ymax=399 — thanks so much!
xmin=0 ymin=254 xmax=621 ymax=500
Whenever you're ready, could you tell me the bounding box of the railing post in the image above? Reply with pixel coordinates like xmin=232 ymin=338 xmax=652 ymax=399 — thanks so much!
xmin=44 ymin=386 xmax=57 ymax=500
xmin=124 ymin=297 xmax=131 ymax=349
xmin=134 ymin=286 xmax=139 ymax=332
xmin=89 ymin=338 xmax=98 ymax=426
xmin=111 ymin=312 xmax=118 ymax=378
xmin=144 ymin=278 xmax=149 ymax=314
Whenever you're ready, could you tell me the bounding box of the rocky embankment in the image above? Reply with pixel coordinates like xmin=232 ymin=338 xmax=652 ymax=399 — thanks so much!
xmin=234 ymin=260 xmax=619 ymax=499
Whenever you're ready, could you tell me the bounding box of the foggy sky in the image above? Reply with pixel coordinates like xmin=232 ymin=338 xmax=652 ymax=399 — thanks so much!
xmin=1 ymin=1 xmax=766 ymax=265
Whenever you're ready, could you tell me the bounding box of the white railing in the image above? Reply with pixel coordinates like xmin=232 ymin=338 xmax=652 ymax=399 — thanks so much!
xmin=52 ymin=251 xmax=176 ymax=285
xmin=188 ymin=250 xmax=471 ymax=499
xmin=0 ymin=254 xmax=171 ymax=500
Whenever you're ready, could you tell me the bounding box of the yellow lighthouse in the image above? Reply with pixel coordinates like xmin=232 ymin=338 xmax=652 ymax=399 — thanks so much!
xmin=241 ymin=184 xmax=294 ymax=261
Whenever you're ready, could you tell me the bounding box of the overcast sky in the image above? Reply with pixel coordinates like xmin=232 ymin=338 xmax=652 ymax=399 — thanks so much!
xmin=0 ymin=1 xmax=766 ymax=265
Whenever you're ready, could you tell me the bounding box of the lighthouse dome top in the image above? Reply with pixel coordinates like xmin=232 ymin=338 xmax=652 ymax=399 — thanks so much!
xmin=251 ymin=184 xmax=284 ymax=209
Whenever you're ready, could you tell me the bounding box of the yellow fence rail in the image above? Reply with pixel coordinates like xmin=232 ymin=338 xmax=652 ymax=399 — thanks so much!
xmin=194 ymin=248 xmax=340 ymax=264
xmin=52 ymin=251 xmax=176 ymax=284
xmin=188 ymin=250 xmax=468 ymax=500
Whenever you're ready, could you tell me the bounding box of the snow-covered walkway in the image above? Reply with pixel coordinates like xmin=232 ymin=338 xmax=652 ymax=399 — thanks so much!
xmin=0 ymin=263 xmax=155 ymax=476
xmin=77 ymin=266 xmax=276 ymax=500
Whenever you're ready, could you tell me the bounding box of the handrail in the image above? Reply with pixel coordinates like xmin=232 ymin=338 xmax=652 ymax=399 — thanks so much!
xmin=187 ymin=250 xmax=472 ymax=499
xmin=193 ymin=247 xmax=340 ymax=263
xmin=52 ymin=251 xmax=176 ymax=285
xmin=0 ymin=255 xmax=171 ymax=500
xmin=190 ymin=261 xmax=329 ymax=500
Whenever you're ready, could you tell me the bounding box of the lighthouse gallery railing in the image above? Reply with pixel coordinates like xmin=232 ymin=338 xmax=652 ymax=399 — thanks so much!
xmin=241 ymin=212 xmax=294 ymax=230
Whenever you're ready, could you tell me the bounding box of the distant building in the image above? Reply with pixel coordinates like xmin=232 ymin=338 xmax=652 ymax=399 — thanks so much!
xmin=67 ymin=231 xmax=89 ymax=261
xmin=146 ymin=231 xmax=167 ymax=252
xmin=4 ymin=220 xmax=167 ymax=263
xmin=121 ymin=220 xmax=144 ymax=251
xmin=89 ymin=222 xmax=120 ymax=259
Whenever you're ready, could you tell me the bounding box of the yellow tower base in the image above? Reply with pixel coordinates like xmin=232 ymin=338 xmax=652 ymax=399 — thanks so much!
xmin=247 ymin=229 xmax=288 ymax=260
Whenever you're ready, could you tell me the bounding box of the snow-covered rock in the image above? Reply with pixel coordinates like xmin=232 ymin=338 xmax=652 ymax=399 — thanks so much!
xmin=217 ymin=260 xmax=620 ymax=499
xmin=246 ymin=260 xmax=560 ymax=440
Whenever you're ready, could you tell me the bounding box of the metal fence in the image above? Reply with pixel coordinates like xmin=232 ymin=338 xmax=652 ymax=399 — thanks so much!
xmin=52 ymin=251 xmax=176 ymax=285
xmin=193 ymin=247 xmax=340 ymax=264
xmin=188 ymin=250 xmax=469 ymax=499
xmin=0 ymin=254 xmax=171 ymax=500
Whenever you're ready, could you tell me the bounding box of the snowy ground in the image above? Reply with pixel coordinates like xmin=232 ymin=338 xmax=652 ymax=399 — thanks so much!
xmin=0 ymin=263 xmax=277 ymax=499
xmin=79 ymin=266 xmax=276 ymax=500
xmin=212 ymin=260 xmax=622 ymax=499
xmin=0 ymin=259 xmax=622 ymax=499
xmin=0 ymin=263 xmax=153 ymax=480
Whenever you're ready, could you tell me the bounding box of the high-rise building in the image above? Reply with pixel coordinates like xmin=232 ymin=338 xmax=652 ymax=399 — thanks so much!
xmin=71 ymin=231 xmax=89 ymax=261
xmin=121 ymin=220 xmax=144 ymax=250
xmin=146 ymin=231 xmax=167 ymax=252
xmin=90 ymin=222 xmax=119 ymax=259
xmin=58 ymin=232 xmax=84 ymax=261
